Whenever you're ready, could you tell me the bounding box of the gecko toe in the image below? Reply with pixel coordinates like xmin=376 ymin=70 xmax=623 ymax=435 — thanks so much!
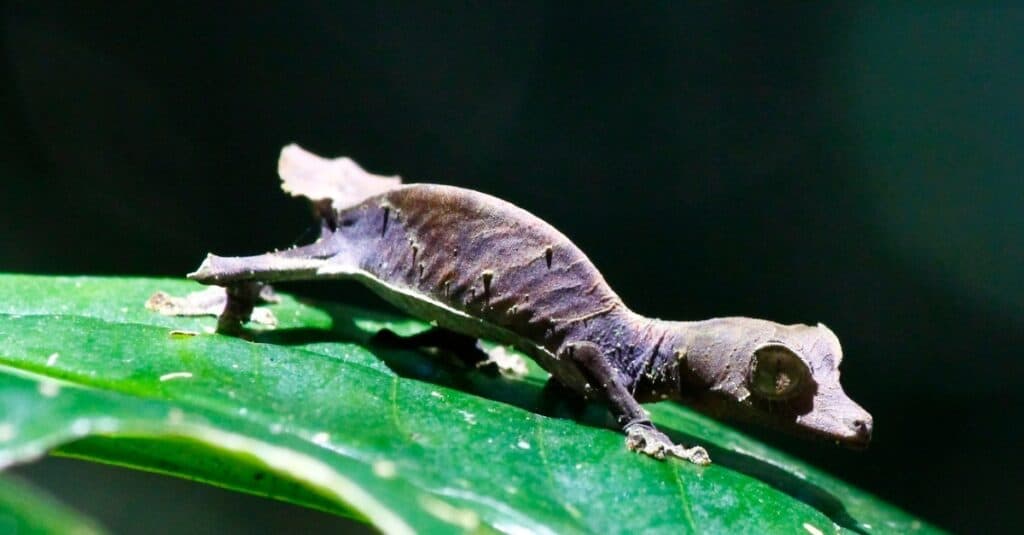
xmin=625 ymin=426 xmax=669 ymax=460
xmin=669 ymin=445 xmax=711 ymax=466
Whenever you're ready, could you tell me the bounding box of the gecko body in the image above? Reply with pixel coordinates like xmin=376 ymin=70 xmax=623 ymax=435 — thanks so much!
xmin=188 ymin=146 xmax=873 ymax=464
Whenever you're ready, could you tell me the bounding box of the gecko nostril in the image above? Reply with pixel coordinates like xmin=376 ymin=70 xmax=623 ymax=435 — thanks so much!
xmin=851 ymin=418 xmax=872 ymax=438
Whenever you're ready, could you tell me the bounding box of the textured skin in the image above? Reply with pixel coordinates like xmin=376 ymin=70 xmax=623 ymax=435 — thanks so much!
xmin=324 ymin=184 xmax=631 ymax=390
xmin=345 ymin=185 xmax=620 ymax=347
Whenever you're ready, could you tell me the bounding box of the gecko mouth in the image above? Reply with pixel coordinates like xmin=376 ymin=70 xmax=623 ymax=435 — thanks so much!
xmin=838 ymin=415 xmax=873 ymax=449
xmin=689 ymin=387 xmax=874 ymax=449
xmin=795 ymin=405 xmax=873 ymax=449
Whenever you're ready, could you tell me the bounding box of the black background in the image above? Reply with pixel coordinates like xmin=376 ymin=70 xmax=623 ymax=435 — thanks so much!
xmin=4 ymin=4 xmax=1022 ymax=533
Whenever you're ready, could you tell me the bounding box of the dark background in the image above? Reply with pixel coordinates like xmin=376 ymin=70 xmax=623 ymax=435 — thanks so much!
xmin=3 ymin=3 xmax=1022 ymax=533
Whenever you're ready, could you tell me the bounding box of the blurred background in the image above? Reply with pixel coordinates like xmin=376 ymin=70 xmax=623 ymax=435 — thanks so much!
xmin=3 ymin=3 xmax=1022 ymax=533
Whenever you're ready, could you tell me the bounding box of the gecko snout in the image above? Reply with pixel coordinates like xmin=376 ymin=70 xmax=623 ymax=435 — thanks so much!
xmin=846 ymin=415 xmax=873 ymax=448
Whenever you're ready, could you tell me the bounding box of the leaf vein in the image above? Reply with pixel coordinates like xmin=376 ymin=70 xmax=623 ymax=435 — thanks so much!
xmin=671 ymin=462 xmax=698 ymax=532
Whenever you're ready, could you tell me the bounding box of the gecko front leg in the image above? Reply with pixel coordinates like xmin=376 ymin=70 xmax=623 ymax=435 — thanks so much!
xmin=217 ymin=282 xmax=266 ymax=335
xmin=187 ymin=235 xmax=349 ymax=334
xmin=564 ymin=342 xmax=711 ymax=465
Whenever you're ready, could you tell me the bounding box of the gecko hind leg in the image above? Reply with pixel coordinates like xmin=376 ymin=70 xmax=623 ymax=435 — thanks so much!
xmin=563 ymin=342 xmax=711 ymax=465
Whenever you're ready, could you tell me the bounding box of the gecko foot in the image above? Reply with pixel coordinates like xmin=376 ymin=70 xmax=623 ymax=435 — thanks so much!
xmin=145 ymin=283 xmax=278 ymax=336
xmin=625 ymin=423 xmax=711 ymax=465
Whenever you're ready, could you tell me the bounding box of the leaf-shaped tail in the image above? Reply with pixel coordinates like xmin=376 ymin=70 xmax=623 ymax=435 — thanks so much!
xmin=278 ymin=144 xmax=403 ymax=211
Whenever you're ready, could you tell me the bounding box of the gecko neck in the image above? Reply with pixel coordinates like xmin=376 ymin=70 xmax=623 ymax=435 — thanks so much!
xmin=606 ymin=313 xmax=778 ymax=404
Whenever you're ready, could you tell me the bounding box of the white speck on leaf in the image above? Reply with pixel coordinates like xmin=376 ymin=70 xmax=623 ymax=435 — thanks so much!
xmin=419 ymin=495 xmax=479 ymax=530
xmin=269 ymin=423 xmax=283 ymax=434
xmin=516 ymin=440 xmax=531 ymax=450
xmin=0 ymin=423 xmax=15 ymax=441
xmin=94 ymin=417 xmax=119 ymax=434
xmin=803 ymin=523 xmax=824 ymax=535
xmin=70 ymin=419 xmax=91 ymax=437
xmin=46 ymin=353 xmax=59 ymax=366
xmin=238 ymin=408 xmax=249 ymax=416
xmin=312 ymin=432 xmax=330 ymax=445
xmin=167 ymin=408 xmax=185 ymax=424
xmin=430 ymin=391 xmax=443 ymax=399
xmin=37 ymin=380 xmax=60 ymax=398
xmin=159 ymin=371 xmax=193 ymax=382
xmin=373 ymin=460 xmax=397 ymax=478
xmin=458 ymin=410 xmax=476 ymax=425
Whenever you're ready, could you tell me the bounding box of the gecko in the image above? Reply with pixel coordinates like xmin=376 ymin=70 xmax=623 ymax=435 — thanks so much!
xmin=185 ymin=145 xmax=873 ymax=465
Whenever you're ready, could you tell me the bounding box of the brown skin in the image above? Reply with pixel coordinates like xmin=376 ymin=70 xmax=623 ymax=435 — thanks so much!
xmin=190 ymin=182 xmax=872 ymax=465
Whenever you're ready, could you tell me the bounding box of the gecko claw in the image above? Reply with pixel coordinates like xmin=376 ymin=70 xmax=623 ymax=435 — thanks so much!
xmin=625 ymin=424 xmax=711 ymax=465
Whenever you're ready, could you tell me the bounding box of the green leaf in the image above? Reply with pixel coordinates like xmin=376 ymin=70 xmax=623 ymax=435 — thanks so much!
xmin=0 ymin=474 xmax=107 ymax=535
xmin=0 ymin=275 xmax=939 ymax=534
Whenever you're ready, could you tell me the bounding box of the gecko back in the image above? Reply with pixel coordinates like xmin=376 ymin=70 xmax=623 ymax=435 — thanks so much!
xmin=325 ymin=184 xmax=623 ymax=355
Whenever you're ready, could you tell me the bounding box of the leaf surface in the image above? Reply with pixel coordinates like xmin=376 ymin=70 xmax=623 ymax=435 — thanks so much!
xmin=0 ymin=275 xmax=938 ymax=534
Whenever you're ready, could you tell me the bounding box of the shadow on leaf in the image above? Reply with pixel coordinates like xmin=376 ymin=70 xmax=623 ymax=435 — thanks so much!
xmin=256 ymin=303 xmax=867 ymax=533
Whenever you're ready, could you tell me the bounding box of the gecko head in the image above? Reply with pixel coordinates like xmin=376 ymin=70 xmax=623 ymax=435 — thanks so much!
xmin=681 ymin=320 xmax=872 ymax=448
xmin=741 ymin=323 xmax=873 ymax=448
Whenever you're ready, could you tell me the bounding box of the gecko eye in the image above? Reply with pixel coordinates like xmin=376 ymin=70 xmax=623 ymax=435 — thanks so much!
xmin=748 ymin=344 xmax=810 ymax=400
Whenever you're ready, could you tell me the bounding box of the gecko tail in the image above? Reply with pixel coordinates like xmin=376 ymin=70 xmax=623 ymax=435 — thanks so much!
xmin=278 ymin=144 xmax=403 ymax=212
